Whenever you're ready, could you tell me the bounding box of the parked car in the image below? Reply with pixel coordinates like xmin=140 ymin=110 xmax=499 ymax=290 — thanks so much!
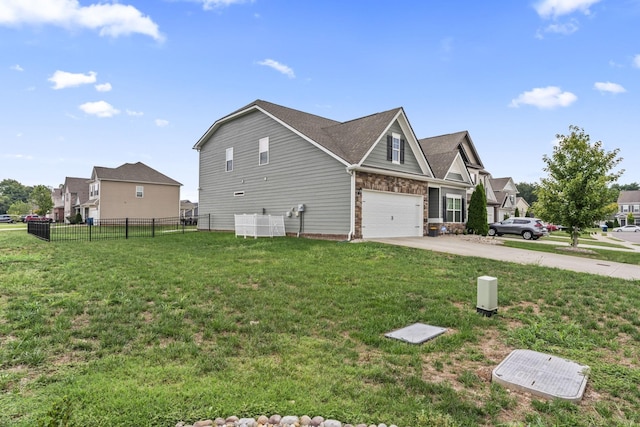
xmin=0 ymin=214 xmax=15 ymax=223
xmin=612 ymin=225 xmax=640 ymax=232
xmin=488 ymin=217 xmax=548 ymax=240
xmin=24 ymin=214 xmax=52 ymax=222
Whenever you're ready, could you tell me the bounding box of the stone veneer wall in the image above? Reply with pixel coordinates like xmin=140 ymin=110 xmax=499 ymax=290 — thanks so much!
xmin=354 ymin=172 xmax=429 ymax=239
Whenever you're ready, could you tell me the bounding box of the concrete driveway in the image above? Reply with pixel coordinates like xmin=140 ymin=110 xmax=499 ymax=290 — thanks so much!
xmin=368 ymin=235 xmax=640 ymax=281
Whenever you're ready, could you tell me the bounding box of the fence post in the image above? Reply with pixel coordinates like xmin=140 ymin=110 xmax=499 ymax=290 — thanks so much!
xmin=152 ymin=218 xmax=155 ymax=238
xmin=208 ymin=213 xmax=211 ymax=231
xmin=126 ymin=218 xmax=129 ymax=239
xmin=89 ymin=220 xmax=92 ymax=242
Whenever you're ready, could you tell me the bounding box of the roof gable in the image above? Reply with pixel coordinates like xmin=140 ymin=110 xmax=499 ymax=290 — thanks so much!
xmin=93 ymin=162 xmax=181 ymax=186
xmin=444 ymin=153 xmax=472 ymax=183
xmin=418 ymin=130 xmax=484 ymax=169
xmin=490 ymin=177 xmax=517 ymax=193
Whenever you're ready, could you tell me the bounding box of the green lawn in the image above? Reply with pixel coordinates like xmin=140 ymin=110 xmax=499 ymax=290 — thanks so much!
xmin=498 ymin=232 xmax=640 ymax=266
xmin=1 ymin=231 xmax=639 ymax=426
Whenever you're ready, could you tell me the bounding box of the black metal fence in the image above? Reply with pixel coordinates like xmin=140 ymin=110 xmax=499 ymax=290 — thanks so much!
xmin=27 ymin=217 xmax=198 ymax=242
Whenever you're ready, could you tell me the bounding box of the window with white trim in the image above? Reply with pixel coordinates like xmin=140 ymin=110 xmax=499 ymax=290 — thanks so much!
xmin=386 ymin=133 xmax=405 ymax=164
xmin=392 ymin=133 xmax=401 ymax=164
xmin=259 ymin=137 xmax=269 ymax=165
xmin=136 ymin=186 xmax=144 ymax=198
xmin=225 ymin=147 xmax=233 ymax=172
xmin=446 ymin=194 xmax=462 ymax=222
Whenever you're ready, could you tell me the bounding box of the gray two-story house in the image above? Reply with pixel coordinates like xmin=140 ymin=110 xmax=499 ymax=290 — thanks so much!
xmin=193 ymin=100 xmax=472 ymax=239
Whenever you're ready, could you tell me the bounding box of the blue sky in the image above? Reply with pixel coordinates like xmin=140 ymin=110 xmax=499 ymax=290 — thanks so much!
xmin=1 ymin=0 xmax=639 ymax=202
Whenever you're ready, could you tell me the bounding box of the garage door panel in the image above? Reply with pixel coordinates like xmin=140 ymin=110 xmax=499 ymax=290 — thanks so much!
xmin=362 ymin=191 xmax=423 ymax=238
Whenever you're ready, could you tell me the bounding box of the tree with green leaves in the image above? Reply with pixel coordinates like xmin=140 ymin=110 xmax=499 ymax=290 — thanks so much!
xmin=628 ymin=212 xmax=636 ymax=226
xmin=533 ymin=125 xmax=623 ymax=247
xmin=0 ymin=179 xmax=31 ymax=213
xmin=30 ymin=185 xmax=53 ymax=216
xmin=8 ymin=200 xmax=32 ymax=216
xmin=466 ymin=182 xmax=488 ymax=235
xmin=514 ymin=207 xmax=520 ymax=217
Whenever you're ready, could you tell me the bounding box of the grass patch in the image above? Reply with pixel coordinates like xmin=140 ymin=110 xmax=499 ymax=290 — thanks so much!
xmin=503 ymin=240 xmax=640 ymax=265
xmin=0 ymin=231 xmax=639 ymax=426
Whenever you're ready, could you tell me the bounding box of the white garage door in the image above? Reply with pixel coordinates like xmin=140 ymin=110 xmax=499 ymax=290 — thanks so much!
xmin=362 ymin=191 xmax=423 ymax=238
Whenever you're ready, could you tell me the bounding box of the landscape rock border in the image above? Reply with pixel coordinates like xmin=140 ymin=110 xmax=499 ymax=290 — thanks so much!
xmin=176 ymin=414 xmax=399 ymax=427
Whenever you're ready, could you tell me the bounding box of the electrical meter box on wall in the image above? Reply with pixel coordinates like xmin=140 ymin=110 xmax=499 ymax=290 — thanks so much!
xmin=298 ymin=204 xmax=305 ymax=212
xmin=476 ymin=275 xmax=498 ymax=317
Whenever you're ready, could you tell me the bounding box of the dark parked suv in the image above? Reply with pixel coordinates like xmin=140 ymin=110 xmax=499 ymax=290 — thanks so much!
xmin=488 ymin=217 xmax=548 ymax=240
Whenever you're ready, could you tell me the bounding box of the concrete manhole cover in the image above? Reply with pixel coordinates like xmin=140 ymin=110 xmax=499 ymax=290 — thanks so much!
xmin=492 ymin=349 xmax=589 ymax=402
xmin=384 ymin=322 xmax=447 ymax=344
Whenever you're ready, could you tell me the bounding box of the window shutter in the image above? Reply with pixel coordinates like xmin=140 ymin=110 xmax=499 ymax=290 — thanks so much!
xmin=386 ymin=135 xmax=392 ymax=161
xmin=462 ymin=198 xmax=466 ymax=223
xmin=442 ymin=196 xmax=447 ymax=221
xmin=400 ymin=139 xmax=405 ymax=164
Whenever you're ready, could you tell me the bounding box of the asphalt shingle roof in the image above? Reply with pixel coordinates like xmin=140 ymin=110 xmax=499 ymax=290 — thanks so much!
xmin=618 ymin=190 xmax=640 ymax=203
xmin=221 ymin=100 xmax=403 ymax=164
xmin=64 ymin=176 xmax=90 ymax=205
xmin=93 ymin=162 xmax=181 ymax=186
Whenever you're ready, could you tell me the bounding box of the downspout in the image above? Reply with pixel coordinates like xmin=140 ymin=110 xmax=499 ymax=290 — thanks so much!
xmin=347 ymin=165 xmax=357 ymax=241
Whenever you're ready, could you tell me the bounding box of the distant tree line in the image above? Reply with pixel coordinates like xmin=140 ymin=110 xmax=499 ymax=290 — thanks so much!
xmin=515 ymin=180 xmax=639 ymax=209
xmin=0 ymin=179 xmax=54 ymax=216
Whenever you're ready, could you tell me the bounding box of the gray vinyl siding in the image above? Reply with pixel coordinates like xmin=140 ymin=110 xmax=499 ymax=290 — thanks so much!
xmin=198 ymin=110 xmax=351 ymax=235
xmin=361 ymin=121 xmax=422 ymax=174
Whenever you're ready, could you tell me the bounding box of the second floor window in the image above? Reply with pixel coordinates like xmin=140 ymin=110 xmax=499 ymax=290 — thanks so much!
xmin=386 ymin=133 xmax=405 ymax=164
xmin=259 ymin=137 xmax=269 ymax=165
xmin=136 ymin=186 xmax=144 ymax=198
xmin=226 ymin=147 xmax=233 ymax=172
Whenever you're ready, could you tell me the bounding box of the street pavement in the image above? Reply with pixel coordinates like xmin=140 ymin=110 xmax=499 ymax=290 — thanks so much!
xmin=368 ymin=234 xmax=640 ymax=281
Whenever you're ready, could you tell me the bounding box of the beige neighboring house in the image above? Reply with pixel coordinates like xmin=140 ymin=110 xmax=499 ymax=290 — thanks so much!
xmin=615 ymin=190 xmax=640 ymax=226
xmin=515 ymin=197 xmax=530 ymax=217
xmin=82 ymin=162 xmax=182 ymax=221
xmin=62 ymin=177 xmax=90 ymax=223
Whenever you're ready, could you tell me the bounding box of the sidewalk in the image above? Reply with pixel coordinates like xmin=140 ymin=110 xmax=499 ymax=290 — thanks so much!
xmin=368 ymin=235 xmax=640 ymax=281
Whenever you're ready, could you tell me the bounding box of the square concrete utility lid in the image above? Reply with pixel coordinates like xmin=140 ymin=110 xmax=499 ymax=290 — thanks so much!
xmin=492 ymin=349 xmax=589 ymax=402
xmin=384 ymin=323 xmax=447 ymax=344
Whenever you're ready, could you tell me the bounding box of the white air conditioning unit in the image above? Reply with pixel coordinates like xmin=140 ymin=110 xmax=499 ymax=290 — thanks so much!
xmin=476 ymin=276 xmax=498 ymax=317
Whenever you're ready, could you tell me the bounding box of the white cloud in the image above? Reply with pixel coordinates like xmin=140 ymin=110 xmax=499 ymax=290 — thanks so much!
xmin=540 ymin=20 xmax=579 ymax=36
xmin=509 ymin=86 xmax=577 ymax=109
xmin=594 ymin=81 xmax=626 ymax=94
xmin=10 ymin=64 xmax=23 ymax=71
xmin=95 ymin=82 xmax=112 ymax=92
xmin=634 ymin=54 xmax=640 ymax=69
xmin=126 ymin=109 xmax=144 ymax=116
xmin=200 ymin=0 xmax=250 ymax=10
xmin=0 ymin=0 xmax=164 ymax=41
xmin=257 ymin=59 xmax=295 ymax=79
xmin=79 ymin=100 xmax=120 ymax=118
xmin=534 ymin=0 xmax=601 ymax=19
xmin=49 ymin=70 xmax=96 ymax=89
xmin=155 ymin=119 xmax=169 ymax=127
